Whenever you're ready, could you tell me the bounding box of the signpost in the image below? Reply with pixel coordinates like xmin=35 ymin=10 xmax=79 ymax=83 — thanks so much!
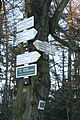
xmin=16 ymin=28 xmax=38 ymax=45
xmin=33 ymin=40 xmax=55 ymax=55
xmin=17 ymin=16 xmax=34 ymax=32
xmin=16 ymin=51 xmax=41 ymax=65
xmin=16 ymin=64 xmax=37 ymax=78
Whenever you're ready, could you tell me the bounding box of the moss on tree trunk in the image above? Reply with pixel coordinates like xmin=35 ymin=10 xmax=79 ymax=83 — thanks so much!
xmin=13 ymin=0 xmax=50 ymax=120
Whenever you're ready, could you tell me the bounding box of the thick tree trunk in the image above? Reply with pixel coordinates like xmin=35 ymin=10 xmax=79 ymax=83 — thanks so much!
xmin=22 ymin=1 xmax=50 ymax=120
xmin=13 ymin=0 xmax=50 ymax=120
xmin=13 ymin=0 xmax=70 ymax=120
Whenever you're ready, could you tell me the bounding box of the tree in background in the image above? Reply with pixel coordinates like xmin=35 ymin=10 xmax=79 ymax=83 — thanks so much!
xmin=45 ymin=0 xmax=80 ymax=120
xmin=0 ymin=0 xmax=1 ymax=10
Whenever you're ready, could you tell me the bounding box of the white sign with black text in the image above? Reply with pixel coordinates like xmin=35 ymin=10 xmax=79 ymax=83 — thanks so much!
xmin=16 ymin=28 xmax=38 ymax=45
xmin=33 ymin=40 xmax=55 ymax=55
xmin=17 ymin=16 xmax=34 ymax=32
xmin=17 ymin=51 xmax=41 ymax=65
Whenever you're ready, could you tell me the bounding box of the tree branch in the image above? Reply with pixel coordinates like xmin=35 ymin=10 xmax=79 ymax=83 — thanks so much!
xmin=50 ymin=32 xmax=80 ymax=52
xmin=50 ymin=0 xmax=69 ymax=29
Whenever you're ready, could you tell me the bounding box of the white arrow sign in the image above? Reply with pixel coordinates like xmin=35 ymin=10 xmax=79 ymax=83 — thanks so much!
xmin=16 ymin=51 xmax=41 ymax=65
xmin=33 ymin=40 xmax=55 ymax=55
xmin=17 ymin=16 xmax=34 ymax=32
xmin=16 ymin=28 xmax=38 ymax=45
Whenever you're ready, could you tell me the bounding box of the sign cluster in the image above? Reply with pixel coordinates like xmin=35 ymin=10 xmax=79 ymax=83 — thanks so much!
xmin=16 ymin=16 xmax=55 ymax=79
xmin=16 ymin=16 xmax=39 ymax=78
xmin=16 ymin=16 xmax=55 ymax=110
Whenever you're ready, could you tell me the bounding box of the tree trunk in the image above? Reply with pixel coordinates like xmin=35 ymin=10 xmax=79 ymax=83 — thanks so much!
xmin=13 ymin=0 xmax=50 ymax=120
xmin=23 ymin=1 xmax=50 ymax=119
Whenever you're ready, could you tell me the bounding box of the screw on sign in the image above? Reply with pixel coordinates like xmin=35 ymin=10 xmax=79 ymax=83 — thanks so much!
xmin=23 ymin=78 xmax=31 ymax=86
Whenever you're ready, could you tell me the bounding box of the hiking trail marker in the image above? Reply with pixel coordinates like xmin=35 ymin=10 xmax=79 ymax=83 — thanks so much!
xmin=17 ymin=16 xmax=34 ymax=32
xmin=16 ymin=51 xmax=41 ymax=65
xmin=16 ymin=64 xmax=37 ymax=78
xmin=33 ymin=40 xmax=55 ymax=55
xmin=16 ymin=28 xmax=38 ymax=45
xmin=38 ymin=100 xmax=46 ymax=110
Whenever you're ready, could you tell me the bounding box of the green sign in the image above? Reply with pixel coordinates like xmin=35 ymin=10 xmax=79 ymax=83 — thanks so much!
xmin=16 ymin=64 xmax=37 ymax=78
xmin=40 ymin=102 xmax=45 ymax=108
xmin=38 ymin=100 xmax=46 ymax=110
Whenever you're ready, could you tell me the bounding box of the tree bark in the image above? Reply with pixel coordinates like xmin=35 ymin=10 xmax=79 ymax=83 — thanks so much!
xmin=13 ymin=0 xmax=70 ymax=120
xmin=13 ymin=0 xmax=50 ymax=120
xmin=22 ymin=1 xmax=50 ymax=120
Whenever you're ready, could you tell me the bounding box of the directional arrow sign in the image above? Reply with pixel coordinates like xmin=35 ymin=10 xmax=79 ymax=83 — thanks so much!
xmin=33 ymin=40 xmax=55 ymax=55
xmin=16 ymin=51 xmax=41 ymax=65
xmin=16 ymin=64 xmax=37 ymax=78
xmin=17 ymin=16 xmax=34 ymax=32
xmin=16 ymin=28 xmax=38 ymax=45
